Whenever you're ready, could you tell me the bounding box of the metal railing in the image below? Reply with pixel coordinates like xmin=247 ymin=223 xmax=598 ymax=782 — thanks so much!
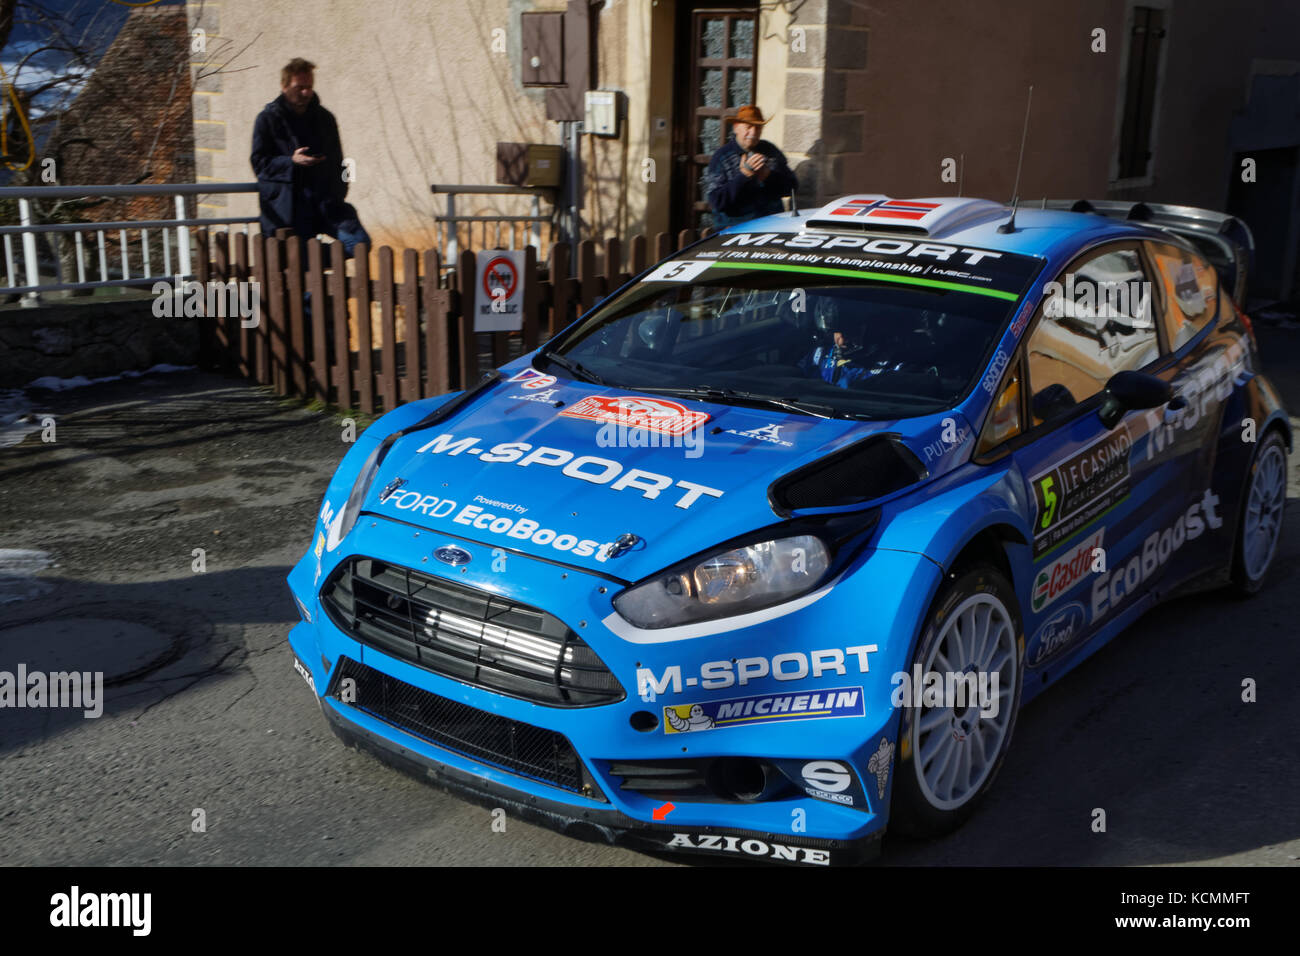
xmin=0 ymin=182 xmax=259 ymax=306
xmin=430 ymin=183 xmax=556 ymax=265
xmin=3 ymin=181 xmax=562 ymax=305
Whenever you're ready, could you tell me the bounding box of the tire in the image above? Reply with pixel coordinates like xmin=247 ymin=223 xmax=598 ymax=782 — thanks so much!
xmin=890 ymin=563 xmax=1024 ymax=838
xmin=1230 ymin=430 xmax=1288 ymax=596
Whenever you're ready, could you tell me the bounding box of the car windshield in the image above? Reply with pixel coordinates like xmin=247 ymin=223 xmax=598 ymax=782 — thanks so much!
xmin=547 ymin=234 xmax=1043 ymax=419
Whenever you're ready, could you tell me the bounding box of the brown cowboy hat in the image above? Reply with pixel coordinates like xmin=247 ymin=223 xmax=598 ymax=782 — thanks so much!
xmin=727 ymin=105 xmax=769 ymax=126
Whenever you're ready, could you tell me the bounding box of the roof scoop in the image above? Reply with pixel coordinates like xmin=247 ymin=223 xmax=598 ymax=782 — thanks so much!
xmin=804 ymin=195 xmax=1007 ymax=238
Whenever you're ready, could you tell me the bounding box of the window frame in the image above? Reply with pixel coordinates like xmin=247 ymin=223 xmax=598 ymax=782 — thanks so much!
xmin=1142 ymin=237 xmax=1225 ymax=358
xmin=1108 ymin=0 xmax=1172 ymax=189
xmin=974 ymin=239 xmax=1173 ymax=463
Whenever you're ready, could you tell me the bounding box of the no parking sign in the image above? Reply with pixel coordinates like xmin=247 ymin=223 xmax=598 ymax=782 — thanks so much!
xmin=475 ymin=251 xmax=526 ymax=332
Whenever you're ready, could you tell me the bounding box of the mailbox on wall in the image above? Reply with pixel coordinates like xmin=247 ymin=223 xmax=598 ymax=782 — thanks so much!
xmin=584 ymin=90 xmax=620 ymax=137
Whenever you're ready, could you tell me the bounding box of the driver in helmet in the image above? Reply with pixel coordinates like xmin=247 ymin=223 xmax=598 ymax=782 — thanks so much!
xmin=799 ymin=298 xmax=874 ymax=388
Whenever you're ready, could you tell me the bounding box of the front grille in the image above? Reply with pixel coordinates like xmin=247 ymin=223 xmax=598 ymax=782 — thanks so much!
xmin=329 ymin=657 xmax=590 ymax=794
xmin=320 ymin=556 xmax=624 ymax=707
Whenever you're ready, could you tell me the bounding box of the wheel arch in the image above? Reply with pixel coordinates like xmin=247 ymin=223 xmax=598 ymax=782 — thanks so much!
xmin=942 ymin=523 xmax=1030 ymax=613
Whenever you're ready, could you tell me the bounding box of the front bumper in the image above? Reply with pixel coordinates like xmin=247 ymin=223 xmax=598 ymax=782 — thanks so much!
xmin=318 ymin=690 xmax=878 ymax=866
xmin=288 ymin=512 xmax=941 ymax=865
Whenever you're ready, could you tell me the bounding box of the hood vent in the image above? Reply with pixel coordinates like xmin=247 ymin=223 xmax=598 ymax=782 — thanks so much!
xmin=769 ymin=435 xmax=927 ymax=516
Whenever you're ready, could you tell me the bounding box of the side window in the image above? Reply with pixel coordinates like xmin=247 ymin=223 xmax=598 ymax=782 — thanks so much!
xmin=1025 ymin=246 xmax=1160 ymax=427
xmin=1148 ymin=241 xmax=1219 ymax=351
xmin=977 ymin=361 xmax=1022 ymax=455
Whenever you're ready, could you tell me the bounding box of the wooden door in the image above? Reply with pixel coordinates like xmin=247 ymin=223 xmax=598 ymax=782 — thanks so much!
xmin=672 ymin=6 xmax=757 ymax=234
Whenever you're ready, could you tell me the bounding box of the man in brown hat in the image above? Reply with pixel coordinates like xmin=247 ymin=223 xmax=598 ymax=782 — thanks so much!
xmin=703 ymin=105 xmax=798 ymax=228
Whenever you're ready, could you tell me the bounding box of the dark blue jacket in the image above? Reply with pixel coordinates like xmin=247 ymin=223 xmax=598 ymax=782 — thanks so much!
xmin=799 ymin=342 xmax=876 ymax=388
xmin=250 ymin=94 xmax=357 ymax=238
xmin=703 ymin=136 xmax=798 ymax=228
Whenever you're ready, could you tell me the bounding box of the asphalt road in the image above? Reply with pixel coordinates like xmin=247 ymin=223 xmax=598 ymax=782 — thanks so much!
xmin=3 ymin=323 xmax=1300 ymax=867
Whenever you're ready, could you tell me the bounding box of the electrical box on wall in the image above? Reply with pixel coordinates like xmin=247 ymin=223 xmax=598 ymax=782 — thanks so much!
xmin=525 ymin=144 xmax=564 ymax=187
xmin=496 ymin=143 xmax=565 ymax=188
xmin=521 ymin=12 xmax=564 ymax=86
xmin=584 ymin=90 xmax=620 ymax=137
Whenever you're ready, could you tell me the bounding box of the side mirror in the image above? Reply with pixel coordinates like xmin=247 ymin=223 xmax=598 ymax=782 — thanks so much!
xmin=1098 ymin=370 xmax=1174 ymax=429
xmin=1032 ymin=383 xmax=1076 ymax=423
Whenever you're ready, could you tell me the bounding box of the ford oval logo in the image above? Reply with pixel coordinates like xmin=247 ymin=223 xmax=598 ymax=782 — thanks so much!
xmin=1029 ymin=602 xmax=1086 ymax=667
xmin=434 ymin=546 xmax=472 ymax=567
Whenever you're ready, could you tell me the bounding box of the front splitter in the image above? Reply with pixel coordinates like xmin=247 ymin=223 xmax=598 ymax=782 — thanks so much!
xmin=320 ymin=697 xmax=882 ymax=866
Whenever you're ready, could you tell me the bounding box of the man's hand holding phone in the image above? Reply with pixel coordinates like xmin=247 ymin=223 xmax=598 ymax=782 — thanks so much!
xmin=292 ymin=146 xmax=325 ymax=166
xmin=739 ymin=150 xmax=770 ymax=181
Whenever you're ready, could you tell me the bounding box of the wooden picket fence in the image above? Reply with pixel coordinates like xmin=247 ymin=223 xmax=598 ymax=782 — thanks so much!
xmin=194 ymin=228 xmax=706 ymax=414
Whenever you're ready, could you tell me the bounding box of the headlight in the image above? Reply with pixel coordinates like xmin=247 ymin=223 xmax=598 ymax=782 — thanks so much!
xmin=333 ymin=444 xmax=383 ymax=547
xmin=613 ymin=534 xmax=830 ymax=629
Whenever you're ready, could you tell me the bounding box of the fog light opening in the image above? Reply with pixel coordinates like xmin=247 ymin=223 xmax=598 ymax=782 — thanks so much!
xmin=714 ymin=757 xmax=769 ymax=802
xmin=629 ymin=711 xmax=659 ymax=733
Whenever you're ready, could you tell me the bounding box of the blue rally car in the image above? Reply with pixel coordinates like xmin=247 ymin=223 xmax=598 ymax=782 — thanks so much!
xmin=287 ymin=195 xmax=1288 ymax=865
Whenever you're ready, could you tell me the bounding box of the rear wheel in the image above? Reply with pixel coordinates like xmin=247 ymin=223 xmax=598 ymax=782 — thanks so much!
xmin=1231 ymin=430 xmax=1288 ymax=595
xmin=891 ymin=564 xmax=1024 ymax=837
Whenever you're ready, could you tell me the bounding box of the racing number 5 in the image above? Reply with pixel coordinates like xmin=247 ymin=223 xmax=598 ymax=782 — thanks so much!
xmin=1039 ymin=476 xmax=1057 ymax=530
xmin=645 ymin=259 xmax=712 ymax=283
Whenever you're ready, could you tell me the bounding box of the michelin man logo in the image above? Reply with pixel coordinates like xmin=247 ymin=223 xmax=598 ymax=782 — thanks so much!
xmin=867 ymin=737 xmax=894 ymax=800
xmin=665 ymin=703 xmax=714 ymax=733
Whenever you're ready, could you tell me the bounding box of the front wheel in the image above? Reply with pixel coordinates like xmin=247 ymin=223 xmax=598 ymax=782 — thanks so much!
xmin=890 ymin=564 xmax=1024 ymax=838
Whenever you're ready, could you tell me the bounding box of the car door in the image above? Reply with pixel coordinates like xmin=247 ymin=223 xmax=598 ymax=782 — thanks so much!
xmin=985 ymin=242 xmax=1185 ymax=670
xmin=1140 ymin=239 xmax=1244 ymax=592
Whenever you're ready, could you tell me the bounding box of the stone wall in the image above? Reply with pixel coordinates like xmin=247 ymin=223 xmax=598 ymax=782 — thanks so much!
xmin=0 ymin=301 xmax=198 ymax=388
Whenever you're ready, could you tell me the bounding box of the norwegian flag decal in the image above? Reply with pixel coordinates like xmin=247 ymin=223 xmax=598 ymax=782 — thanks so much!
xmin=829 ymin=198 xmax=943 ymax=221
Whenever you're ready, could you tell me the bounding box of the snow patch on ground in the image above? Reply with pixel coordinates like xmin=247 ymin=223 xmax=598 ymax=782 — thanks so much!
xmin=26 ymin=364 xmax=195 ymax=391
xmin=0 ymin=549 xmax=55 ymax=605
xmin=0 ymin=389 xmax=42 ymax=448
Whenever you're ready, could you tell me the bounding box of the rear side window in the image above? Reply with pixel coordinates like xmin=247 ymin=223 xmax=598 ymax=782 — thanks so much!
xmin=1148 ymin=241 xmax=1220 ymax=351
xmin=1025 ymin=246 xmax=1161 ymax=427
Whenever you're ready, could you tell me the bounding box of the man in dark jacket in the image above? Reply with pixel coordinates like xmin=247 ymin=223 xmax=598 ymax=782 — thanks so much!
xmin=703 ymin=105 xmax=798 ymax=229
xmin=250 ymin=58 xmax=370 ymax=256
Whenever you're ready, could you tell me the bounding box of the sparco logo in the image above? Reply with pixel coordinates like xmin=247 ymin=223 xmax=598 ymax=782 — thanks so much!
xmin=801 ymin=760 xmax=854 ymax=805
xmin=665 ymin=833 xmax=831 ymax=865
xmin=981 ymin=351 xmax=1010 ymax=394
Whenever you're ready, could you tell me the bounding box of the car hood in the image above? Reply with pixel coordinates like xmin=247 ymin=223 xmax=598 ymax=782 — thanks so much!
xmin=355 ymin=369 xmax=918 ymax=582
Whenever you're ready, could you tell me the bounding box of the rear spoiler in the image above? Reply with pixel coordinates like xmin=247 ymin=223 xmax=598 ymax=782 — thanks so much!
xmin=1043 ymin=199 xmax=1255 ymax=305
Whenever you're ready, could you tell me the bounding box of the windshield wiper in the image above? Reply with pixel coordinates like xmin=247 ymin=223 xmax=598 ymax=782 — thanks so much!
xmin=537 ymin=349 xmax=607 ymax=385
xmin=631 ymin=385 xmax=837 ymax=419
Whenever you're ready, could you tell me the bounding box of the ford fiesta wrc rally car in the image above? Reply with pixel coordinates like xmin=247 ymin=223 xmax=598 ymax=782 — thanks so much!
xmin=287 ymin=194 xmax=1288 ymax=865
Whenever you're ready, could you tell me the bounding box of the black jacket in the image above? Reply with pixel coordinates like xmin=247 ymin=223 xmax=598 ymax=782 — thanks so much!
xmin=250 ymin=94 xmax=355 ymax=237
xmin=703 ymin=136 xmax=798 ymax=227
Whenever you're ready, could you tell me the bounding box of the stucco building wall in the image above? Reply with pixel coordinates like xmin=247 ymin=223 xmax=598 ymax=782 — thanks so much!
xmin=190 ymin=0 xmax=1300 ymax=276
